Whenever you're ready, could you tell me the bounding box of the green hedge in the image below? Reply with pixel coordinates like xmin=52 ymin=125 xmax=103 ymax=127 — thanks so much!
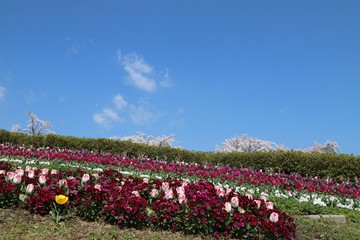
xmin=0 ymin=129 xmax=359 ymax=181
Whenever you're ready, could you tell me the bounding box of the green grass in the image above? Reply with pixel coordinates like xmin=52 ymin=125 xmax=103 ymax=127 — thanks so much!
xmin=0 ymin=208 xmax=202 ymax=240
xmin=1 ymin=205 xmax=360 ymax=240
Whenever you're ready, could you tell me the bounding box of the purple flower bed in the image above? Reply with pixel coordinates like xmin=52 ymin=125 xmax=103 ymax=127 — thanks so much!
xmin=0 ymin=161 xmax=296 ymax=239
xmin=1 ymin=144 xmax=359 ymax=199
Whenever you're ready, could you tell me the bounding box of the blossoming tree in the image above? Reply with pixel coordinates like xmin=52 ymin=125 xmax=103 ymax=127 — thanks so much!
xmin=119 ymin=132 xmax=175 ymax=147
xmin=216 ymin=134 xmax=340 ymax=154
xmin=11 ymin=111 xmax=54 ymax=136
xmin=215 ymin=134 xmax=286 ymax=153
xmin=304 ymin=140 xmax=340 ymax=154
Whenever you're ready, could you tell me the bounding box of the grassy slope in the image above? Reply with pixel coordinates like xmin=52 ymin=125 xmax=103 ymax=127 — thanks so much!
xmin=1 ymin=207 xmax=360 ymax=240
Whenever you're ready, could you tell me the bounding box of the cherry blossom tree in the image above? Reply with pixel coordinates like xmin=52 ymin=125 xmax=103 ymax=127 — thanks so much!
xmin=215 ymin=134 xmax=286 ymax=153
xmin=11 ymin=111 xmax=54 ymax=135
xmin=120 ymin=132 xmax=175 ymax=147
xmin=216 ymin=134 xmax=340 ymax=154
xmin=304 ymin=140 xmax=340 ymax=154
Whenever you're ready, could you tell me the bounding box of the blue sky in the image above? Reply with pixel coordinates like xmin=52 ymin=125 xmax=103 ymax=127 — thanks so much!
xmin=0 ymin=1 xmax=359 ymax=155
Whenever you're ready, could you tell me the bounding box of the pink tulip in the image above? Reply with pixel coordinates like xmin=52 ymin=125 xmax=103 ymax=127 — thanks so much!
xmin=41 ymin=168 xmax=49 ymax=175
xmin=215 ymin=186 xmax=225 ymax=197
xmin=165 ymin=189 xmax=174 ymax=200
xmin=132 ymin=190 xmax=140 ymax=197
xmin=58 ymin=179 xmax=68 ymax=187
xmin=81 ymin=174 xmax=90 ymax=183
xmin=178 ymin=193 xmax=187 ymax=204
xmin=176 ymin=186 xmax=185 ymax=195
xmin=181 ymin=181 xmax=188 ymax=188
xmin=51 ymin=169 xmax=57 ymax=175
xmin=231 ymin=196 xmax=239 ymax=208
xmin=224 ymin=202 xmax=232 ymax=213
xmin=266 ymin=202 xmax=274 ymax=210
xmin=226 ymin=188 xmax=232 ymax=196
xmin=92 ymin=173 xmax=99 ymax=180
xmin=150 ymin=188 xmax=159 ymax=198
xmin=6 ymin=171 xmax=15 ymax=180
xmin=39 ymin=175 xmax=46 ymax=185
xmin=25 ymin=166 xmax=31 ymax=172
xmin=260 ymin=196 xmax=268 ymax=202
xmin=28 ymin=170 xmax=35 ymax=179
xmin=0 ymin=170 xmax=5 ymax=175
xmin=15 ymin=169 xmax=24 ymax=176
xmin=13 ymin=174 xmax=22 ymax=184
xmin=254 ymin=200 xmax=261 ymax=209
xmin=162 ymin=182 xmax=169 ymax=191
xmin=143 ymin=178 xmax=149 ymax=183
xmin=245 ymin=193 xmax=253 ymax=200
xmin=26 ymin=183 xmax=34 ymax=194
xmin=269 ymin=212 xmax=279 ymax=223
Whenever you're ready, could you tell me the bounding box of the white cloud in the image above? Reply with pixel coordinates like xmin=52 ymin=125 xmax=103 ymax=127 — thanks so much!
xmin=66 ymin=37 xmax=93 ymax=55
xmin=129 ymin=104 xmax=158 ymax=125
xmin=0 ymin=86 xmax=6 ymax=100
xmin=159 ymin=69 xmax=172 ymax=88
xmin=93 ymin=108 xmax=123 ymax=129
xmin=113 ymin=94 xmax=127 ymax=110
xmin=117 ymin=50 xmax=171 ymax=92
xmin=25 ymin=89 xmax=45 ymax=104
xmin=94 ymin=94 xmax=162 ymax=129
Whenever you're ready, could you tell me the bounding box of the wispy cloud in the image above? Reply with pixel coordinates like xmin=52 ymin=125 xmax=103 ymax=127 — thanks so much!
xmin=25 ymin=89 xmax=43 ymax=104
xmin=66 ymin=37 xmax=93 ymax=55
xmin=113 ymin=94 xmax=127 ymax=110
xmin=93 ymin=94 xmax=161 ymax=129
xmin=128 ymin=102 xmax=161 ymax=125
xmin=93 ymin=108 xmax=124 ymax=129
xmin=116 ymin=50 xmax=172 ymax=92
xmin=0 ymin=86 xmax=6 ymax=100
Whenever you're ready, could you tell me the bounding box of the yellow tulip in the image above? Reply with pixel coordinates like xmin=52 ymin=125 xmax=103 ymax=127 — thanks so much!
xmin=55 ymin=194 xmax=69 ymax=205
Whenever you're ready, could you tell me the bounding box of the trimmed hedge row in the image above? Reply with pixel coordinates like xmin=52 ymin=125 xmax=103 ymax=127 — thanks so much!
xmin=0 ymin=129 xmax=359 ymax=181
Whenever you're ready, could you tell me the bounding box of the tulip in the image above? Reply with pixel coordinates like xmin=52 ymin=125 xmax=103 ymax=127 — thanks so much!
xmin=15 ymin=169 xmax=24 ymax=177
xmin=39 ymin=175 xmax=46 ymax=185
xmin=266 ymin=202 xmax=274 ymax=210
xmin=162 ymin=182 xmax=169 ymax=191
xmin=231 ymin=196 xmax=239 ymax=208
xmin=58 ymin=179 xmax=68 ymax=187
xmin=150 ymin=188 xmax=159 ymax=198
xmin=176 ymin=186 xmax=185 ymax=195
xmin=131 ymin=190 xmax=140 ymax=197
xmin=12 ymin=174 xmax=22 ymax=184
xmin=81 ymin=174 xmax=90 ymax=183
xmin=224 ymin=202 xmax=232 ymax=213
xmin=55 ymin=194 xmax=69 ymax=205
xmin=269 ymin=212 xmax=279 ymax=223
xmin=165 ymin=189 xmax=174 ymax=200
xmin=254 ymin=200 xmax=261 ymax=209
xmin=178 ymin=193 xmax=187 ymax=204
xmin=28 ymin=170 xmax=35 ymax=179
xmin=6 ymin=171 xmax=15 ymax=181
xmin=26 ymin=183 xmax=34 ymax=194
xmin=41 ymin=168 xmax=49 ymax=176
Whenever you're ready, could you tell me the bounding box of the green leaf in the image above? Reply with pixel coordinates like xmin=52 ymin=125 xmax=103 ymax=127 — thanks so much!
xmin=19 ymin=194 xmax=27 ymax=202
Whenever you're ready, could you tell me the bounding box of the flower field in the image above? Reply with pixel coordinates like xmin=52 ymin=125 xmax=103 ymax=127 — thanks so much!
xmin=0 ymin=143 xmax=359 ymax=239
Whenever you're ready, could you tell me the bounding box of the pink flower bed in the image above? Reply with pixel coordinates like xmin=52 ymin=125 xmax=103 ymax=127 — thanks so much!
xmin=0 ymin=162 xmax=296 ymax=239
xmin=1 ymin=144 xmax=359 ymax=199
